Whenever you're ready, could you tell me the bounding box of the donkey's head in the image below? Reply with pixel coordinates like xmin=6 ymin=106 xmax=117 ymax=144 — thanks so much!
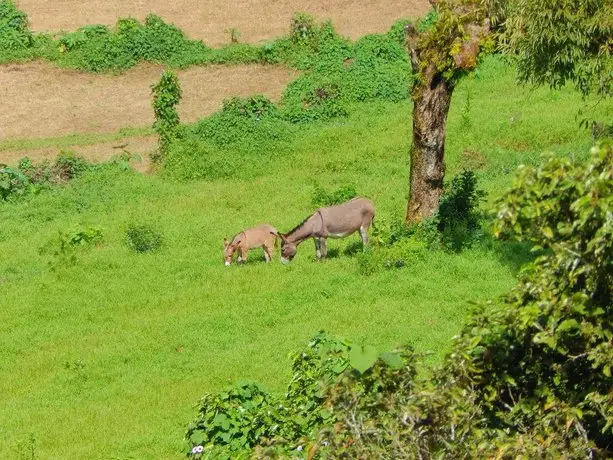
xmin=279 ymin=234 xmax=297 ymax=264
xmin=223 ymin=238 xmax=237 ymax=266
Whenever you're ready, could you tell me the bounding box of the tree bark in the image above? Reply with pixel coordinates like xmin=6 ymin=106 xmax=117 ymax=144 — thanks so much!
xmin=405 ymin=64 xmax=454 ymax=224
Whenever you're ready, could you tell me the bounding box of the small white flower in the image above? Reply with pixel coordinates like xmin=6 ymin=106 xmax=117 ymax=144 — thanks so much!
xmin=196 ymin=446 xmax=204 ymax=453
xmin=296 ymin=445 xmax=303 ymax=451
xmin=322 ymin=441 xmax=329 ymax=447
xmin=192 ymin=447 xmax=198 ymax=454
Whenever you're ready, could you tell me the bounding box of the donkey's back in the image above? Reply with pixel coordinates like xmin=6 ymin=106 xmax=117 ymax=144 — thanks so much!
xmin=319 ymin=197 xmax=375 ymax=237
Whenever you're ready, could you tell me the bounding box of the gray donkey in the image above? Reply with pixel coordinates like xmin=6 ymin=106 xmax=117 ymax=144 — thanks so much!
xmin=278 ymin=197 xmax=375 ymax=263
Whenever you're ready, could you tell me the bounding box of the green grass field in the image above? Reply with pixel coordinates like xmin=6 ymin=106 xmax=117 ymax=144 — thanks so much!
xmin=0 ymin=56 xmax=609 ymax=458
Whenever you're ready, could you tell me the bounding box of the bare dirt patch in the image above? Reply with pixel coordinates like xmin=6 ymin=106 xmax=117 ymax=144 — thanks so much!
xmin=0 ymin=61 xmax=298 ymax=140
xmin=17 ymin=0 xmax=430 ymax=46
xmin=0 ymin=136 xmax=157 ymax=173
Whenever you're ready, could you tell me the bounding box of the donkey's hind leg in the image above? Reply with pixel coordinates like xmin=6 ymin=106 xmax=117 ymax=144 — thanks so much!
xmin=320 ymin=238 xmax=328 ymax=259
xmin=314 ymin=238 xmax=322 ymax=260
xmin=359 ymin=226 xmax=370 ymax=247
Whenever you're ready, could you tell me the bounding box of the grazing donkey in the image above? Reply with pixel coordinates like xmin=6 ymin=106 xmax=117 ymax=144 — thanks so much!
xmin=279 ymin=197 xmax=375 ymax=263
xmin=224 ymin=224 xmax=278 ymax=266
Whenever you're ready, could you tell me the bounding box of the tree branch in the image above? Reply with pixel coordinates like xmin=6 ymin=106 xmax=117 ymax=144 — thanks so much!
xmin=404 ymin=23 xmax=421 ymax=72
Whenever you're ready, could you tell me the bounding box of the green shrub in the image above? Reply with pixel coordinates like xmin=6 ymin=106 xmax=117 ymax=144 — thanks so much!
xmin=311 ymin=184 xmax=357 ymax=207
xmin=189 ymin=95 xmax=294 ymax=153
xmin=0 ymin=164 xmax=30 ymax=201
xmin=125 ymin=224 xmax=164 ymax=253
xmin=290 ymin=12 xmax=317 ymax=44
xmin=152 ymin=70 xmax=183 ymax=158
xmin=421 ymin=170 xmax=487 ymax=252
xmin=53 ymin=152 xmax=91 ymax=181
xmin=56 ymin=15 xmax=209 ymax=72
xmin=0 ymin=0 xmax=33 ymax=51
xmin=184 ymin=332 xmax=415 ymax=458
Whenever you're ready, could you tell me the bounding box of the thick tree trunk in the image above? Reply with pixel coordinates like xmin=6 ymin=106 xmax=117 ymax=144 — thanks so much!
xmin=405 ymin=65 xmax=454 ymax=224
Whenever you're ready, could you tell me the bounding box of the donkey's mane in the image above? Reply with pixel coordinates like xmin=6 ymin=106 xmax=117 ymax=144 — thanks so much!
xmin=285 ymin=213 xmax=315 ymax=236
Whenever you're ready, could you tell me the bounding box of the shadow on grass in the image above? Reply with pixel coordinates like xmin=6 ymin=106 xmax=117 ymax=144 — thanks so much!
xmin=492 ymin=239 xmax=538 ymax=274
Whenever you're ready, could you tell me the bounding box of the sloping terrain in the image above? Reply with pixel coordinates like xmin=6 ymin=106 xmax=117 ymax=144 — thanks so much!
xmin=17 ymin=0 xmax=430 ymax=46
xmin=0 ymin=62 xmax=297 ymax=167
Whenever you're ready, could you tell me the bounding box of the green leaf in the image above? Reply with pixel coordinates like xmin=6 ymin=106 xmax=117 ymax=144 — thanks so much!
xmin=557 ymin=319 xmax=579 ymax=333
xmin=380 ymin=352 xmax=404 ymax=369
xmin=190 ymin=431 xmax=206 ymax=445
xmin=349 ymin=344 xmax=379 ymax=374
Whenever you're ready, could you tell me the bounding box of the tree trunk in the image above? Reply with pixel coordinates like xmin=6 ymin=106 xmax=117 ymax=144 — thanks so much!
xmin=405 ymin=65 xmax=454 ymax=224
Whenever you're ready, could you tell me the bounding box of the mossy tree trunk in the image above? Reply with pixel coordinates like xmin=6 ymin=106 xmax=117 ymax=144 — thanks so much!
xmin=403 ymin=4 xmax=491 ymax=224
xmin=406 ymin=63 xmax=454 ymax=223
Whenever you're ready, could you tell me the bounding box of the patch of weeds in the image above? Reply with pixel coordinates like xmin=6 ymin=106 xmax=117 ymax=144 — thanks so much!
xmin=357 ymin=238 xmax=427 ymax=275
xmin=125 ymin=224 xmax=163 ymax=253
xmin=311 ymin=184 xmax=357 ymax=206
xmin=13 ymin=432 xmax=36 ymax=460
xmin=39 ymin=226 xmax=103 ymax=269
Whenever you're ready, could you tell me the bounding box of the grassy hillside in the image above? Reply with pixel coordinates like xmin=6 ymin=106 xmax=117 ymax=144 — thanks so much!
xmin=0 ymin=55 xmax=609 ymax=458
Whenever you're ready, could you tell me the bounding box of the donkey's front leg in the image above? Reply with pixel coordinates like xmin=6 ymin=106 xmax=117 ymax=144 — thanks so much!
xmin=314 ymin=238 xmax=322 ymax=260
xmin=238 ymin=247 xmax=248 ymax=263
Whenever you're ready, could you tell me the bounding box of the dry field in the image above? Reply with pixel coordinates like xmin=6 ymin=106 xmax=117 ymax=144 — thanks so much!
xmin=18 ymin=0 xmax=430 ymax=46
xmin=1 ymin=0 xmax=428 ymax=167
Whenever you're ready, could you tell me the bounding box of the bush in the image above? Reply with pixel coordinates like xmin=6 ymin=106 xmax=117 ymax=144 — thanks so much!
xmin=187 ymin=95 xmax=294 ymax=154
xmin=0 ymin=0 xmax=33 ymax=51
xmin=152 ymin=70 xmax=183 ymax=158
xmin=0 ymin=164 xmax=30 ymax=200
xmin=56 ymin=15 xmax=210 ymax=72
xmin=420 ymin=170 xmax=486 ymax=252
xmin=125 ymin=224 xmax=164 ymax=253
xmin=184 ymin=332 xmax=415 ymax=458
xmin=311 ymin=184 xmax=357 ymax=207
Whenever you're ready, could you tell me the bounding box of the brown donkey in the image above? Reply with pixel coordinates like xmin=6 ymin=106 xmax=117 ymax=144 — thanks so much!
xmin=223 ymin=224 xmax=278 ymax=266
xmin=279 ymin=197 xmax=375 ymax=263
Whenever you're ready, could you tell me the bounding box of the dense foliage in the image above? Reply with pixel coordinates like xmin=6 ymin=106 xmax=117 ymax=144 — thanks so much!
xmin=185 ymin=143 xmax=612 ymax=458
xmin=500 ymin=0 xmax=613 ymax=98
xmin=125 ymin=223 xmax=164 ymax=253
xmin=0 ymin=0 xmax=32 ymax=51
xmin=151 ymin=70 xmax=183 ymax=158
xmin=0 ymin=153 xmax=91 ymax=201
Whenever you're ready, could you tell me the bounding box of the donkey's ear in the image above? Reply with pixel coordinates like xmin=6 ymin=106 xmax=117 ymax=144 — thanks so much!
xmin=223 ymin=238 xmax=229 ymax=247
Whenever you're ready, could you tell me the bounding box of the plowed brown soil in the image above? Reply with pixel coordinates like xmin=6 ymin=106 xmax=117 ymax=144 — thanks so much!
xmin=18 ymin=0 xmax=430 ymax=46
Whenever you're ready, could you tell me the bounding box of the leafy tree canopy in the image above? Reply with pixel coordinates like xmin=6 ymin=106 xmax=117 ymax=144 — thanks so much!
xmin=500 ymin=0 xmax=613 ymax=97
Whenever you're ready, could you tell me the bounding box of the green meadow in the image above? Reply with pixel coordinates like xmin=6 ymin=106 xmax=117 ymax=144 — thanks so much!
xmin=0 ymin=54 xmax=609 ymax=458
